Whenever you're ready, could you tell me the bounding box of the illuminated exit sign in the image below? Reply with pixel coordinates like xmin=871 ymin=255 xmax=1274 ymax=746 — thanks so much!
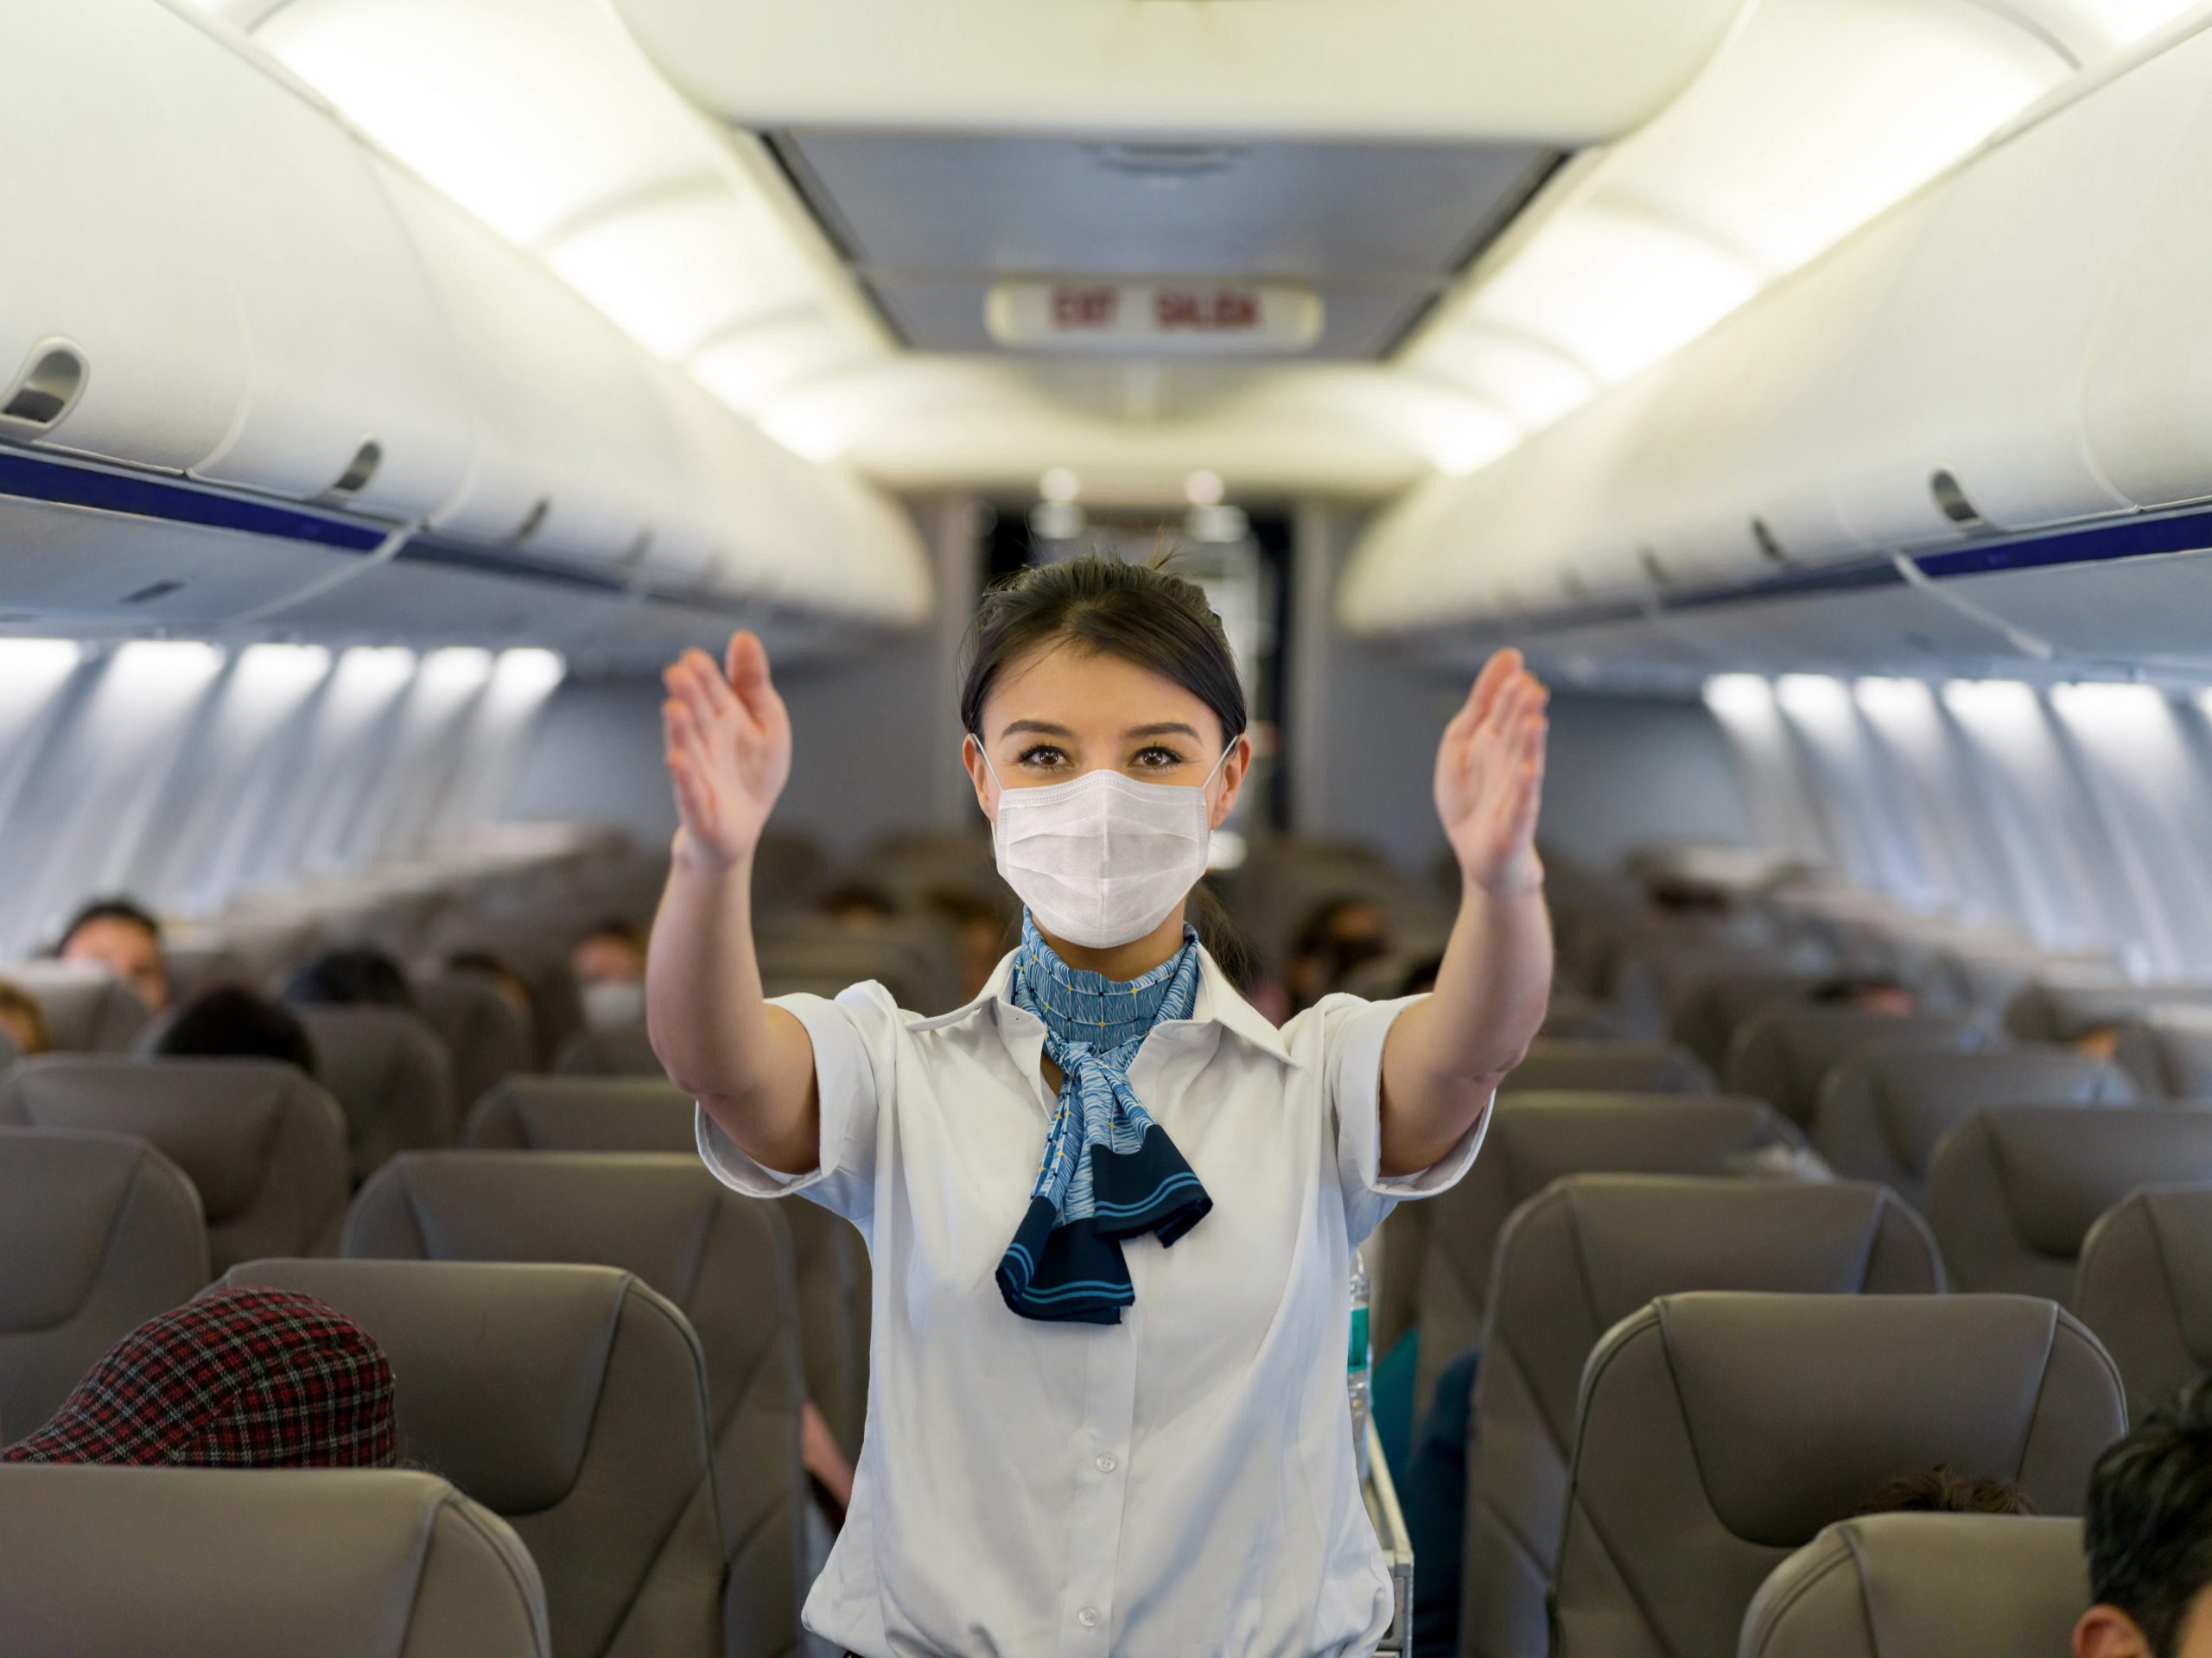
xmin=987 ymin=279 xmax=1324 ymax=355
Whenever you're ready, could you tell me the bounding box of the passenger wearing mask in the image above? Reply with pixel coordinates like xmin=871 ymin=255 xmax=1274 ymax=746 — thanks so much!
xmin=54 ymin=897 xmax=169 ymax=1013
xmin=283 ymin=946 xmax=416 ymax=1013
xmin=650 ymin=553 xmax=1552 ymax=1658
xmin=0 ymin=980 xmax=49 ymax=1058
xmin=1287 ymin=896 xmax=1395 ymax=1014
xmin=3 ymin=1288 xmax=397 ymax=1468
xmin=154 ymin=984 xmax=318 ymax=1078
xmin=2077 ymin=1376 xmax=2212 ymax=1658
xmin=572 ymin=918 xmax=648 ymax=1030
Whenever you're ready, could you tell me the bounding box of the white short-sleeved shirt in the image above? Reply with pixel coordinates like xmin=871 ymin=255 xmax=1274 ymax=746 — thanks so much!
xmin=697 ymin=946 xmax=1485 ymax=1658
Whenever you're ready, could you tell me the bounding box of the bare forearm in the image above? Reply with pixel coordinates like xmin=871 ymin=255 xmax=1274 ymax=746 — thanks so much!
xmin=1378 ymin=880 xmax=1553 ymax=1175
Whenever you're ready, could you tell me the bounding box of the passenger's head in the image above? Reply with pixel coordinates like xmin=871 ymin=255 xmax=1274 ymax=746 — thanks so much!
xmin=1809 ymin=972 xmax=1920 ymax=1017
xmin=958 ymin=554 xmax=1250 ymax=949
xmin=2 ymin=1288 xmax=397 ymax=1468
xmin=0 ymin=980 xmax=49 ymax=1058
xmin=570 ymin=919 xmax=646 ymax=987
xmin=283 ymin=945 xmax=415 ymax=1013
xmin=1854 ymin=1464 xmax=2039 ymax=1518
xmin=1287 ymin=897 xmax=1395 ymax=1011
xmin=2077 ymin=1377 xmax=2212 ymax=1658
xmin=2077 ymin=1022 xmax=2126 ymax=1065
xmin=1648 ymin=876 xmax=1734 ymax=918
xmin=55 ymin=897 xmax=168 ymax=1013
xmin=155 ymin=984 xmax=317 ymax=1077
xmin=818 ymin=880 xmax=899 ymax=930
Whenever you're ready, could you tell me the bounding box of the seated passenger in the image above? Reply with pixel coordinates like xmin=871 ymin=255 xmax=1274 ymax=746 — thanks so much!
xmin=3 ymin=1288 xmax=397 ymax=1467
xmin=2076 ymin=1021 xmax=2126 ymax=1064
xmin=283 ymin=945 xmax=416 ymax=1013
xmin=54 ymin=896 xmax=169 ymax=1013
xmin=0 ymin=979 xmax=50 ymax=1058
xmin=1287 ymin=895 xmax=1395 ymax=1013
xmin=2077 ymin=1376 xmax=2212 ymax=1658
xmin=1809 ymin=971 xmax=1920 ymax=1017
xmin=1855 ymin=1464 xmax=2039 ymax=1516
xmin=155 ymin=984 xmax=318 ymax=1078
xmin=571 ymin=918 xmax=647 ymax=1029
xmin=817 ymin=880 xmax=899 ymax=931
xmin=444 ymin=948 xmax=535 ymax=1025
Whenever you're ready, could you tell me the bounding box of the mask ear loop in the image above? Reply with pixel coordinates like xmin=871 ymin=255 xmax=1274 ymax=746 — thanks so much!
xmin=1198 ymin=734 xmax=1240 ymax=827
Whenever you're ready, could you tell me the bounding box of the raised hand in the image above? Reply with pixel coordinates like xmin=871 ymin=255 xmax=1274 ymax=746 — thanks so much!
xmin=662 ymin=632 xmax=792 ymax=872
xmin=1433 ymin=647 xmax=1549 ymax=897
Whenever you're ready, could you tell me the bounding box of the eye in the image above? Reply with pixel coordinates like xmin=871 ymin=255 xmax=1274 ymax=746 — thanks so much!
xmin=1133 ymin=745 xmax=1185 ymax=770
xmin=1014 ymin=743 xmax=1069 ymax=769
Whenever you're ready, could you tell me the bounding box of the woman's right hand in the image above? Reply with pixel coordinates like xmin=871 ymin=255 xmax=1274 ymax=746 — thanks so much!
xmin=662 ymin=632 xmax=791 ymax=873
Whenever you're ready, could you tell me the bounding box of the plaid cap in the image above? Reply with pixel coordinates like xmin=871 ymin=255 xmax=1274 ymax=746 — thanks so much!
xmin=2 ymin=1288 xmax=397 ymax=1468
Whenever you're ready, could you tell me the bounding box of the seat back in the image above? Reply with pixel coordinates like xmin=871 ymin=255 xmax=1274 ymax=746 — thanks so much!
xmin=462 ymin=1077 xmax=697 ymax=1152
xmin=416 ymin=974 xmax=536 ymax=1119
xmin=0 ymin=1056 xmax=346 ymax=1273
xmin=293 ymin=1006 xmax=456 ymax=1182
xmin=2076 ymin=1185 xmax=2212 ymax=1424
xmin=1929 ymin=1106 xmax=2212 ymax=1305
xmin=1738 ymin=1515 xmax=2088 ymax=1658
xmin=1553 ymin=1293 xmax=2124 ymax=1658
xmin=2005 ymin=979 xmax=2212 ymax=1042
xmin=216 ymin=1259 xmax=723 ymax=1658
xmin=552 ymin=1026 xmax=667 ymax=1079
xmin=1408 ymin=1093 xmax=1800 ymax=1420
xmin=0 ymin=1127 xmax=208 ymax=1438
xmin=2112 ymin=1007 xmax=2212 ymax=1099
xmin=1498 ymin=1042 xmax=1713 ymax=1097
xmin=1465 ymin=1177 xmax=1941 ymax=1658
xmin=0 ymin=1464 xmax=549 ymax=1657
xmin=3 ymin=962 xmax=149 ymax=1053
xmin=345 ymin=1153 xmax=807 ymax=1658
xmin=1724 ymin=1009 xmax=1986 ymax=1129
xmin=1814 ymin=1045 xmax=2136 ymax=1210
xmin=1666 ymin=966 xmax=1831 ymax=1071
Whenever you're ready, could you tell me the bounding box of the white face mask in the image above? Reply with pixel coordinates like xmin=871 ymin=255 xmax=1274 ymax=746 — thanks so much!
xmin=982 ymin=742 xmax=1234 ymax=950
xmin=581 ymin=978 xmax=647 ymax=1031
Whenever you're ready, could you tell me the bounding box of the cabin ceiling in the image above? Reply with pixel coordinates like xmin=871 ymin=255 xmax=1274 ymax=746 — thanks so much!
xmin=193 ymin=0 xmax=2197 ymax=503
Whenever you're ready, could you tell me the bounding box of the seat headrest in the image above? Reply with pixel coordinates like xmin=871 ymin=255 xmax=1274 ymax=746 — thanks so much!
xmin=1 ymin=962 xmax=150 ymax=1053
xmin=1867 ymin=1047 xmax=2135 ymax=1176
xmin=0 ymin=1464 xmax=548 ymax=1658
xmin=2006 ymin=981 xmax=2212 ymax=1043
xmin=1500 ymin=1042 xmax=1713 ymax=1096
xmin=212 ymin=1260 xmax=644 ymax=1514
xmin=2113 ymin=1007 xmax=2212 ymax=1099
xmin=1727 ymin=1008 xmax=1983 ymax=1126
xmin=1486 ymin=1093 xmax=1802 ymax=1196
xmin=0 ymin=1128 xmax=204 ymax=1330
xmin=2076 ymin=1185 xmax=2212 ymax=1422
xmin=461 ymin=1079 xmax=696 ymax=1153
xmin=1740 ymin=1515 xmax=2087 ymax=1658
xmin=550 ymin=1026 xmax=664 ymax=1078
xmin=0 ymin=1057 xmax=334 ymax=1223
xmin=1955 ymin=1107 xmax=2212 ymax=1259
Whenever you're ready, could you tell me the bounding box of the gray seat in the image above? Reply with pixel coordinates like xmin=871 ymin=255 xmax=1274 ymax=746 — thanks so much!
xmin=216 ymin=1259 xmax=724 ymax=1658
xmin=0 ymin=1056 xmax=346 ymax=1274
xmin=463 ymin=1076 xmax=699 ymax=1152
xmin=160 ymin=942 xmax=251 ymax=1006
xmin=0 ymin=1127 xmax=208 ymax=1438
xmin=2076 ymin=1185 xmax=2212 ymax=1425
xmin=1408 ymin=1092 xmax=1801 ymax=1422
xmin=0 ymin=1464 xmax=549 ymax=1658
xmin=1498 ymin=1042 xmax=1713 ymax=1097
xmin=1723 ymin=1009 xmax=1986 ymax=1130
xmin=1738 ymin=1514 xmax=2088 ymax=1658
xmin=1666 ymin=966 xmax=1834 ymax=1072
xmin=1552 ymin=1293 xmax=2125 ymax=1658
xmin=2112 ymin=1007 xmax=2212 ymax=1099
xmin=1928 ymin=1106 xmax=2212 ymax=1305
xmin=1540 ymin=995 xmax=1628 ymax=1042
xmin=553 ymin=1026 xmax=668 ymax=1080
xmin=2005 ymin=978 xmax=2212 ymax=1042
xmin=416 ymin=973 xmax=537 ymax=1119
xmin=1813 ymin=1045 xmax=2137 ymax=1210
xmin=293 ymin=1006 xmax=456 ymax=1183
xmin=1463 ymin=1176 xmax=1942 ymax=1658
xmin=345 ymin=1153 xmax=807 ymax=1658
xmin=3 ymin=962 xmax=150 ymax=1053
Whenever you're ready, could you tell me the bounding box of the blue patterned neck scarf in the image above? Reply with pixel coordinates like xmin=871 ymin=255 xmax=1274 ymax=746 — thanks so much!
xmin=996 ymin=913 xmax=1211 ymax=1324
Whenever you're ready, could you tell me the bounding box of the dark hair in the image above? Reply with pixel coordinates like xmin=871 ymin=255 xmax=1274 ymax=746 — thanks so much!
xmin=1853 ymin=1465 xmax=2039 ymax=1518
xmin=1808 ymin=973 xmax=1914 ymax=1006
xmin=2085 ymin=1375 xmax=2212 ymax=1655
xmin=818 ymin=881 xmax=899 ymax=921
xmin=578 ymin=918 xmax=646 ymax=950
xmin=56 ymin=897 xmax=162 ymax=952
xmin=958 ymin=554 xmax=1246 ymax=750
xmin=156 ymin=984 xmax=317 ymax=1077
xmin=283 ymin=947 xmax=416 ymax=1013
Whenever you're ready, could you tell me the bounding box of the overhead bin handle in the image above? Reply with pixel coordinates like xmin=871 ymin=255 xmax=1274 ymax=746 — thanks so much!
xmin=0 ymin=338 xmax=88 ymax=433
xmin=325 ymin=437 xmax=383 ymax=499
xmin=1929 ymin=469 xmax=1986 ymax=531
xmin=505 ymin=496 xmax=550 ymax=546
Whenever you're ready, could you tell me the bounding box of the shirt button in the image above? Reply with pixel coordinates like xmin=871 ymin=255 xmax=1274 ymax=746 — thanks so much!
xmin=1077 ymin=1608 xmax=1100 ymax=1629
xmin=1095 ymin=1452 xmax=1116 ymax=1474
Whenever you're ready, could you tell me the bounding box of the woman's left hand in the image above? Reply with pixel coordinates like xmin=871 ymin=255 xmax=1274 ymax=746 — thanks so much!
xmin=1433 ymin=648 xmax=1550 ymax=897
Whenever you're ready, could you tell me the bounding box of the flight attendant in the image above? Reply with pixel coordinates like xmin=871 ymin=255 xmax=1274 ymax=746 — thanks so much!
xmin=649 ymin=555 xmax=1552 ymax=1658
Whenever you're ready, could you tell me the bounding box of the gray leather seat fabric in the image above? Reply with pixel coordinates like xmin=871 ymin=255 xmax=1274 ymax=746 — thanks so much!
xmin=158 ymin=942 xmax=252 ymax=1006
xmin=1666 ymin=966 xmax=1832 ymax=1072
xmin=2076 ymin=1185 xmax=2212 ymax=1425
xmin=1552 ymin=1293 xmax=2125 ymax=1658
xmin=2004 ymin=979 xmax=2212 ymax=1043
xmin=2113 ymin=1007 xmax=2212 ymax=1099
xmin=0 ymin=1127 xmax=209 ymax=1438
xmin=1723 ymin=1009 xmax=1986 ymax=1130
xmin=1738 ymin=1515 xmax=2088 ymax=1658
xmin=1464 ymin=1177 xmax=1942 ymax=1658
xmin=1813 ymin=1045 xmax=2137 ymax=1210
xmin=1408 ymin=1093 xmax=1801 ymax=1422
xmin=463 ymin=1076 xmax=699 ymax=1152
xmin=345 ymin=1153 xmax=807 ymax=1658
xmin=553 ymin=1026 xmax=668 ymax=1079
xmin=0 ymin=1464 xmax=550 ymax=1658
xmin=1498 ymin=1042 xmax=1714 ymax=1097
xmin=294 ymin=1006 xmax=457 ymax=1183
xmin=416 ymin=973 xmax=537 ymax=1120
xmin=3 ymin=962 xmax=150 ymax=1053
xmin=216 ymin=1259 xmax=724 ymax=1658
xmin=1928 ymin=1106 xmax=2212 ymax=1305
xmin=0 ymin=1056 xmax=346 ymax=1273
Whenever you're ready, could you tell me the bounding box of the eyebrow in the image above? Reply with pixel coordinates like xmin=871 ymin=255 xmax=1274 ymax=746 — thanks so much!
xmin=995 ymin=719 xmax=1205 ymax=743
xmin=998 ymin=719 xmax=1075 ymax=740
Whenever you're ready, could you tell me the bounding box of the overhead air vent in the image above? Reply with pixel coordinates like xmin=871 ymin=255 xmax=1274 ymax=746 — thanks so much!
xmin=326 ymin=439 xmax=383 ymax=500
xmin=0 ymin=340 xmax=87 ymax=431
xmin=1929 ymin=469 xmax=1986 ymax=530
